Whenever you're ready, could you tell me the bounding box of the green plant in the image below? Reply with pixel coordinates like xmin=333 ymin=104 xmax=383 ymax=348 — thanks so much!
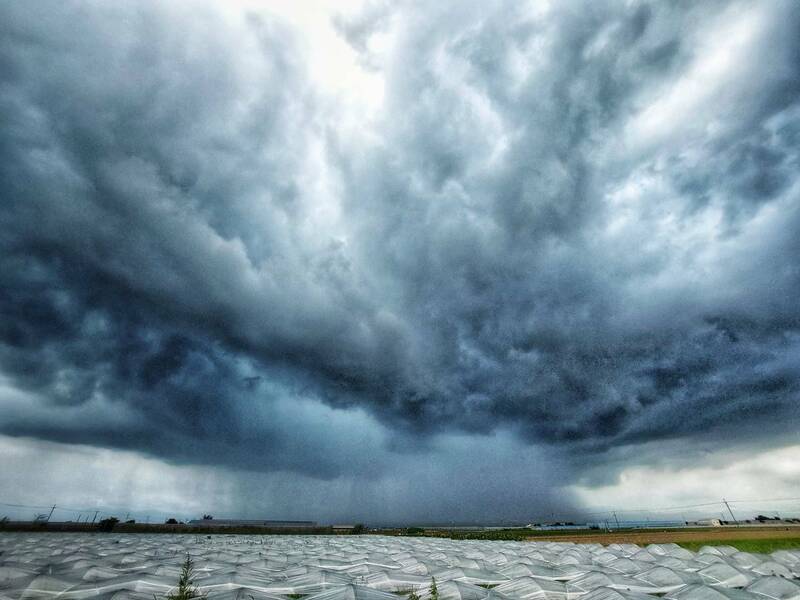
xmin=161 ymin=554 xmax=205 ymax=600
xmin=429 ymin=578 xmax=438 ymax=600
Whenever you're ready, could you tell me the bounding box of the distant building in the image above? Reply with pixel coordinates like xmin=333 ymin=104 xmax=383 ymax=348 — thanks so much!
xmin=692 ymin=518 xmax=722 ymax=527
xmin=187 ymin=519 xmax=318 ymax=528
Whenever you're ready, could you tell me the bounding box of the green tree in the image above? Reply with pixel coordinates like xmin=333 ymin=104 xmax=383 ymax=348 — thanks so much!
xmin=430 ymin=577 xmax=438 ymax=600
xmin=98 ymin=517 xmax=119 ymax=532
xmin=163 ymin=555 xmax=205 ymax=600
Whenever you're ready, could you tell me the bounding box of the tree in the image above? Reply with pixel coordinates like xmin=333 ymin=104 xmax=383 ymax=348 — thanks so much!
xmin=430 ymin=578 xmax=438 ymax=600
xmin=163 ymin=555 xmax=205 ymax=600
xmin=351 ymin=523 xmax=366 ymax=534
xmin=98 ymin=517 xmax=119 ymax=532
xmin=166 ymin=518 xmax=179 ymax=525
xmin=202 ymin=515 xmax=213 ymax=520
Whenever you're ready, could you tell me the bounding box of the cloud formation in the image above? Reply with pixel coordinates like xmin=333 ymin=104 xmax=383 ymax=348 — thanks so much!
xmin=0 ymin=0 xmax=799 ymax=518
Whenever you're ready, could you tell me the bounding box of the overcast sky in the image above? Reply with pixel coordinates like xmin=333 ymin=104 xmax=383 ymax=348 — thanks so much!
xmin=1 ymin=0 xmax=799 ymax=525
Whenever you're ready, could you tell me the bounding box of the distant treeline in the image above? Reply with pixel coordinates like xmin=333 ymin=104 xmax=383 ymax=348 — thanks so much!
xmin=0 ymin=521 xmax=341 ymax=535
xmin=6 ymin=521 xmax=773 ymax=540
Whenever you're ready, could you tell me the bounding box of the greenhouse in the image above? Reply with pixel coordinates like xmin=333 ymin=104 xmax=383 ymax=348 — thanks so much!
xmin=0 ymin=535 xmax=798 ymax=600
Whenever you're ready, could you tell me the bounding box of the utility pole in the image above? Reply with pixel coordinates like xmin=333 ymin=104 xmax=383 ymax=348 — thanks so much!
xmin=723 ymin=499 xmax=739 ymax=525
xmin=46 ymin=505 xmax=56 ymax=523
xmin=91 ymin=511 xmax=99 ymax=524
xmin=612 ymin=511 xmax=620 ymax=529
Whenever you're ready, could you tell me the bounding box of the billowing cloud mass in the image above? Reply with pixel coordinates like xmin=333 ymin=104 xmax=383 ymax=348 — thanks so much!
xmin=1 ymin=0 xmax=799 ymax=522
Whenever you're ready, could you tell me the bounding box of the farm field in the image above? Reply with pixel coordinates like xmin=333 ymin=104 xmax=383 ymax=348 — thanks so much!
xmin=1 ymin=533 xmax=799 ymax=600
xmin=523 ymin=527 xmax=800 ymax=552
xmin=405 ymin=526 xmax=800 ymax=552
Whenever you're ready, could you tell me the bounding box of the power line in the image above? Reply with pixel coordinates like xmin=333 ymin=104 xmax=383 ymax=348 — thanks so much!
xmin=0 ymin=501 xmax=55 ymax=510
xmin=581 ymin=500 xmax=725 ymax=515
xmin=728 ymin=496 xmax=800 ymax=504
xmin=578 ymin=497 xmax=800 ymax=516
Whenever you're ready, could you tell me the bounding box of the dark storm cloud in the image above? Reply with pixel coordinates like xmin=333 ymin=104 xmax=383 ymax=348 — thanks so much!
xmin=0 ymin=0 xmax=799 ymax=489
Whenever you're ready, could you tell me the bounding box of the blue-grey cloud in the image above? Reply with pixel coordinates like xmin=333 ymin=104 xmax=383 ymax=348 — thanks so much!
xmin=0 ymin=0 xmax=799 ymax=517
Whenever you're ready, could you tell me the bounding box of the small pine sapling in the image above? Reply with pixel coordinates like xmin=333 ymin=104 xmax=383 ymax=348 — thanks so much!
xmin=159 ymin=554 xmax=205 ymax=600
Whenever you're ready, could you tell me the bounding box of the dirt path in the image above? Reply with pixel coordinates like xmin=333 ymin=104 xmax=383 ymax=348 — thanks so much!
xmin=526 ymin=527 xmax=800 ymax=545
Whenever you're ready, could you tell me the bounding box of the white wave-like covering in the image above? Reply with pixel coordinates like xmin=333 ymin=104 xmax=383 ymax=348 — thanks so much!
xmin=1 ymin=535 xmax=798 ymax=600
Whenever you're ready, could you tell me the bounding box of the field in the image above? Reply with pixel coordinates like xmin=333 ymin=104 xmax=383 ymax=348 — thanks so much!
xmin=404 ymin=525 xmax=800 ymax=553
xmin=7 ymin=521 xmax=800 ymax=554
xmin=525 ymin=527 xmax=800 ymax=553
xmin=1 ymin=532 xmax=799 ymax=600
xmin=5 ymin=521 xmax=800 ymax=553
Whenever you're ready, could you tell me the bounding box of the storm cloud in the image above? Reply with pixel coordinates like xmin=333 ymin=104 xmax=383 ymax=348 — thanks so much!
xmin=1 ymin=0 xmax=799 ymax=519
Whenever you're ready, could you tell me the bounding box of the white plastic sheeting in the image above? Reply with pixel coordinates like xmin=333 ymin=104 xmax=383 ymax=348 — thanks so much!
xmin=746 ymin=577 xmax=800 ymax=600
xmin=0 ymin=534 xmax=798 ymax=600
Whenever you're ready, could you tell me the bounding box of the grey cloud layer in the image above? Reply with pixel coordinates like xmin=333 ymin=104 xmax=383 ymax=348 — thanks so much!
xmin=1 ymin=0 xmax=799 ymax=489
